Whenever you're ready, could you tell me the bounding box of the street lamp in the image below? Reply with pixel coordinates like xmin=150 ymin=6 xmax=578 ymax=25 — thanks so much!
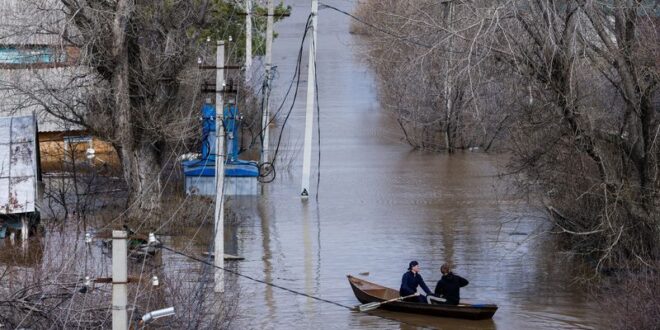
xmin=140 ymin=307 xmax=175 ymax=325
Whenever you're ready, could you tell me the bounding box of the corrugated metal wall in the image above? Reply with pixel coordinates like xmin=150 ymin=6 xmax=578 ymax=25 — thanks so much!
xmin=0 ymin=115 xmax=38 ymax=214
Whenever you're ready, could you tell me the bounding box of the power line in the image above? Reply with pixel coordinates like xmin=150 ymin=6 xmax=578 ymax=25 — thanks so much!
xmin=258 ymin=13 xmax=314 ymax=183
xmin=318 ymin=2 xmax=433 ymax=48
xmin=159 ymin=243 xmax=435 ymax=329
xmin=159 ymin=244 xmax=352 ymax=310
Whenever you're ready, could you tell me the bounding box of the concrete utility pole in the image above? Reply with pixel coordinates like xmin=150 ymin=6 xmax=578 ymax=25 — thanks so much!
xmin=443 ymin=1 xmax=453 ymax=152
xmin=261 ymin=0 xmax=274 ymax=164
xmin=245 ymin=0 xmax=252 ymax=83
xmin=301 ymin=0 xmax=318 ymax=198
xmin=112 ymin=230 xmax=128 ymax=330
xmin=214 ymin=41 xmax=226 ymax=293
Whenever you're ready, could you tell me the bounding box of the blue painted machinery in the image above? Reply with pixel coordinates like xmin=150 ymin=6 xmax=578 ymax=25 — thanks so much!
xmin=182 ymin=99 xmax=259 ymax=196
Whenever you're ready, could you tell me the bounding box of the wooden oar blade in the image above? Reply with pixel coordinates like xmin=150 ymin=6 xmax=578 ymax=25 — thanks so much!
xmin=357 ymin=302 xmax=382 ymax=312
xmin=355 ymin=293 xmax=418 ymax=312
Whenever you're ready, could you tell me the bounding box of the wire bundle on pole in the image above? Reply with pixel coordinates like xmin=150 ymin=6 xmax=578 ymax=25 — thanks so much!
xmin=257 ymin=13 xmax=314 ymax=183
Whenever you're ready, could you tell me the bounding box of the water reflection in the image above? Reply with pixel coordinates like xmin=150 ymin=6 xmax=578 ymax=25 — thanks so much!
xmin=302 ymin=202 xmax=314 ymax=311
xmin=0 ymin=235 xmax=44 ymax=266
xmin=257 ymin=194 xmax=276 ymax=324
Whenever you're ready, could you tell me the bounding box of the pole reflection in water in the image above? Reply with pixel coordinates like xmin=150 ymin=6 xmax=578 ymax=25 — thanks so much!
xmin=257 ymin=194 xmax=276 ymax=324
xmin=302 ymin=201 xmax=313 ymax=312
xmin=0 ymin=235 xmax=44 ymax=267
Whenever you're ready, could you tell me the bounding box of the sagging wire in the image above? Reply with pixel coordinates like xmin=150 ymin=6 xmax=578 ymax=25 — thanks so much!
xmin=257 ymin=13 xmax=315 ymax=183
xmin=159 ymin=243 xmax=434 ymax=329
xmin=22 ymin=4 xmax=247 ymax=328
xmin=160 ymin=243 xmax=352 ymax=310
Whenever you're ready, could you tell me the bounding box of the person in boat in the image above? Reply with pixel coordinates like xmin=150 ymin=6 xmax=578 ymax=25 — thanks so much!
xmin=432 ymin=263 xmax=469 ymax=305
xmin=399 ymin=261 xmax=433 ymax=303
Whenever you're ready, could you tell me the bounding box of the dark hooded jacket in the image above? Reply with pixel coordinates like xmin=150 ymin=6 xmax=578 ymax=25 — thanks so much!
xmin=399 ymin=271 xmax=432 ymax=297
xmin=434 ymin=272 xmax=469 ymax=305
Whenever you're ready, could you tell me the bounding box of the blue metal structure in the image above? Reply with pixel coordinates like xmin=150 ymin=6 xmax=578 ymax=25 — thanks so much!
xmin=182 ymin=100 xmax=259 ymax=196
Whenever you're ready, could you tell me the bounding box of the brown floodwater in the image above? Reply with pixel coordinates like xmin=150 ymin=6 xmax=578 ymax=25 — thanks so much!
xmin=223 ymin=0 xmax=600 ymax=329
xmin=0 ymin=1 xmax=601 ymax=329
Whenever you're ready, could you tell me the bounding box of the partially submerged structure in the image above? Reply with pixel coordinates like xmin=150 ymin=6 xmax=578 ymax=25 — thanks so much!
xmin=0 ymin=114 xmax=42 ymax=239
xmin=0 ymin=0 xmax=120 ymax=173
xmin=183 ymin=99 xmax=259 ymax=196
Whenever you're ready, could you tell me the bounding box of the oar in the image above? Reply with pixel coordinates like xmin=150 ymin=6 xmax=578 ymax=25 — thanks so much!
xmin=355 ymin=293 xmax=419 ymax=312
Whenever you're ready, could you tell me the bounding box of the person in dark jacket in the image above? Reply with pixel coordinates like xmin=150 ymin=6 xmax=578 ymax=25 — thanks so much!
xmin=433 ymin=263 xmax=469 ymax=305
xmin=399 ymin=261 xmax=432 ymax=303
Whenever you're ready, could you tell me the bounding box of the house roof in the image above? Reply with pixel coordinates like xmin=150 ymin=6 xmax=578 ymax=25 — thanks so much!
xmin=0 ymin=115 xmax=39 ymax=214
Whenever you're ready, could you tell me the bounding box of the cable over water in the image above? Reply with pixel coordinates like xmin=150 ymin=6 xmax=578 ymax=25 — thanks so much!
xmin=160 ymin=244 xmax=434 ymax=329
xmin=161 ymin=244 xmax=352 ymax=310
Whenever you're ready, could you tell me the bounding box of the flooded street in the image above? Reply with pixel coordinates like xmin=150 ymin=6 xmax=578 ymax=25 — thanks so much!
xmin=226 ymin=0 xmax=600 ymax=329
xmin=0 ymin=1 xmax=601 ymax=329
xmin=0 ymin=1 xmax=652 ymax=329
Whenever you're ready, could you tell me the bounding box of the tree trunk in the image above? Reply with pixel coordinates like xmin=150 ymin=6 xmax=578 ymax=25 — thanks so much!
xmin=121 ymin=141 xmax=162 ymax=215
xmin=111 ymin=0 xmax=162 ymax=216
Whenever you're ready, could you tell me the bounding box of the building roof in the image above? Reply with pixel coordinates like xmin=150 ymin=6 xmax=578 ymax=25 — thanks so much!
xmin=0 ymin=115 xmax=39 ymax=214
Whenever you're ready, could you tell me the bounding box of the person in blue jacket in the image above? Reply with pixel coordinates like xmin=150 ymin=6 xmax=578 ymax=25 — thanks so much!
xmin=399 ymin=260 xmax=432 ymax=303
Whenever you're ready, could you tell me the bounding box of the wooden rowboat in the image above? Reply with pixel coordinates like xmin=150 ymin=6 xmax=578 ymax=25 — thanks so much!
xmin=348 ymin=275 xmax=498 ymax=320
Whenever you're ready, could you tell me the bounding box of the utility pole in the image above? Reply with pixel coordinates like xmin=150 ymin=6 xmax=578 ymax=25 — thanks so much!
xmin=245 ymin=0 xmax=252 ymax=83
xmin=112 ymin=230 xmax=128 ymax=330
xmin=301 ymin=0 xmax=318 ymax=198
xmin=214 ymin=40 xmax=226 ymax=293
xmin=261 ymin=0 xmax=274 ymax=164
xmin=443 ymin=1 xmax=453 ymax=153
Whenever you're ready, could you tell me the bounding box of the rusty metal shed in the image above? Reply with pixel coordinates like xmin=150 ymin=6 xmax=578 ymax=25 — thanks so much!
xmin=0 ymin=114 xmax=41 ymax=239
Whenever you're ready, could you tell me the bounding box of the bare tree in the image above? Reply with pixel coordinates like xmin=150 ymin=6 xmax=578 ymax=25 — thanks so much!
xmin=61 ymin=0 xmax=214 ymax=215
xmin=353 ymin=0 xmax=659 ymax=270
xmin=0 ymin=228 xmax=238 ymax=329
xmin=491 ymin=0 xmax=659 ymax=270
xmin=0 ymin=0 xmax=217 ymax=217
xmin=352 ymin=0 xmax=510 ymax=151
